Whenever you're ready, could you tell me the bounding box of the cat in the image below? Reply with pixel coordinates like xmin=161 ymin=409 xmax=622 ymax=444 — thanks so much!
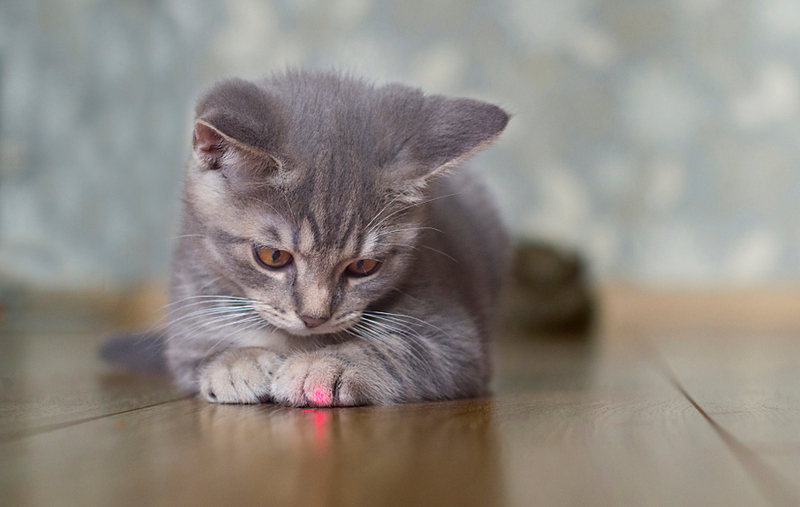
xmin=164 ymin=70 xmax=509 ymax=407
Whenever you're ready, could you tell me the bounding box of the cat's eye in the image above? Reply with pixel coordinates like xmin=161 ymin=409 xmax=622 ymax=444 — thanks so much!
xmin=345 ymin=259 xmax=382 ymax=277
xmin=254 ymin=246 xmax=293 ymax=269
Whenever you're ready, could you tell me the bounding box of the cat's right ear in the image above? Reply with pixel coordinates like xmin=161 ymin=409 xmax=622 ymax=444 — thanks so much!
xmin=192 ymin=121 xmax=226 ymax=168
xmin=192 ymin=119 xmax=281 ymax=176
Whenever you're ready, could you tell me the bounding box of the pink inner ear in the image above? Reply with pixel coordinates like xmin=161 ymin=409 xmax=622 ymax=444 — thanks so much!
xmin=193 ymin=122 xmax=225 ymax=157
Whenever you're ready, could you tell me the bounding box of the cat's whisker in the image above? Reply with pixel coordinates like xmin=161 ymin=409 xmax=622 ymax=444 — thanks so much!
xmin=353 ymin=321 xmax=436 ymax=377
xmin=167 ymin=315 xmax=257 ymax=342
xmin=351 ymin=322 xmax=412 ymax=358
xmin=202 ymin=310 xmax=274 ymax=349
xmin=419 ymin=245 xmax=459 ymax=263
xmin=374 ymin=226 xmax=444 ymax=238
xmin=357 ymin=317 xmax=432 ymax=358
xmin=158 ymin=297 xmax=257 ymax=319
xmin=358 ymin=314 xmax=418 ymax=338
xmin=157 ymin=303 xmax=256 ymax=325
xmin=245 ymin=195 xmax=296 ymax=230
xmin=328 ymin=311 xmax=361 ymax=332
xmin=168 ymin=312 xmax=261 ymax=343
xmin=346 ymin=324 xmax=414 ymax=371
xmin=387 ymin=287 xmax=424 ymax=303
xmin=168 ymin=302 xmax=256 ymax=317
xmin=363 ymin=310 xmax=453 ymax=339
xmin=250 ymin=318 xmax=278 ymax=334
xmin=162 ymin=294 xmax=256 ymax=309
xmin=196 ymin=277 xmax=223 ymax=293
xmin=356 ymin=317 xmax=430 ymax=358
xmin=279 ymin=191 xmax=299 ymax=227
xmin=203 ymin=315 xmax=271 ymax=354
xmin=166 ymin=306 xmax=257 ymax=328
xmin=364 ymin=193 xmax=407 ymax=233
xmin=178 ymin=316 xmax=267 ymax=362
xmin=358 ymin=314 xmax=452 ymax=374
xmin=378 ymin=242 xmax=419 ymax=250
xmin=148 ymin=301 xmax=256 ymax=332
xmin=366 ymin=191 xmax=462 ymax=236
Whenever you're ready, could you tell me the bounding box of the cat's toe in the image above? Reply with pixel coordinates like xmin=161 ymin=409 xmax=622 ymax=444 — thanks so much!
xmin=302 ymin=361 xmax=345 ymax=407
xmin=272 ymin=354 xmax=377 ymax=407
xmin=272 ymin=355 xmax=339 ymax=407
xmin=198 ymin=348 xmax=278 ymax=404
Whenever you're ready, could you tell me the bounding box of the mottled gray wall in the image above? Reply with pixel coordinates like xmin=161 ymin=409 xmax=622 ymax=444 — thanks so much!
xmin=2 ymin=0 xmax=800 ymax=289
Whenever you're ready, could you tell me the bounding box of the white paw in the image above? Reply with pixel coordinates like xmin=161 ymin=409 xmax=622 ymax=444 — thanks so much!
xmin=271 ymin=353 xmax=382 ymax=407
xmin=198 ymin=347 xmax=281 ymax=404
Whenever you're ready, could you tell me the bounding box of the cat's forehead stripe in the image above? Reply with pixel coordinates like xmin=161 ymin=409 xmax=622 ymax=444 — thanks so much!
xmin=264 ymin=225 xmax=282 ymax=244
xmin=211 ymin=229 xmax=250 ymax=245
xmin=298 ymin=219 xmax=315 ymax=252
xmin=307 ymin=213 xmax=323 ymax=248
xmin=336 ymin=212 xmax=359 ymax=251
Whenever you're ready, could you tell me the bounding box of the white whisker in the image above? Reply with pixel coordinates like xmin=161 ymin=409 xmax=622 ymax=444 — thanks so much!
xmin=419 ymin=245 xmax=459 ymax=263
xmin=353 ymin=319 xmax=437 ymax=377
xmin=366 ymin=192 xmax=462 ymax=236
xmin=364 ymin=310 xmax=453 ymax=339
xmin=364 ymin=193 xmax=406 ymax=232
xmin=375 ymin=226 xmax=444 ymax=238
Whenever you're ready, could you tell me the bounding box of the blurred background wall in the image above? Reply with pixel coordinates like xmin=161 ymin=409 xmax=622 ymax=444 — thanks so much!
xmin=1 ymin=0 xmax=800 ymax=292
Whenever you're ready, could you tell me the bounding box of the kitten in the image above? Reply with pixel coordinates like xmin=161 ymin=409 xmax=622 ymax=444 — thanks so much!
xmin=166 ymin=70 xmax=509 ymax=407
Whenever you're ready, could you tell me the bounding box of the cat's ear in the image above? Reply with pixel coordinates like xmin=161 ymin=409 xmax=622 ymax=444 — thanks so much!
xmin=192 ymin=120 xmax=226 ymax=164
xmin=400 ymin=96 xmax=509 ymax=184
xmin=192 ymin=119 xmax=281 ymax=175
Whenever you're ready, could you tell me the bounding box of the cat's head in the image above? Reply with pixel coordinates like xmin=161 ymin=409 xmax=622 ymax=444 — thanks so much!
xmin=183 ymin=71 xmax=508 ymax=336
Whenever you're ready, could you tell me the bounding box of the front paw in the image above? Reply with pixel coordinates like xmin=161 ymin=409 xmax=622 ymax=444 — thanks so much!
xmin=198 ymin=347 xmax=281 ymax=404
xmin=271 ymin=353 xmax=387 ymax=407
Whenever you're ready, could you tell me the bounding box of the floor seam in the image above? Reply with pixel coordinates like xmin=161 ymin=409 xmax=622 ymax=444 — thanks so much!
xmin=0 ymin=395 xmax=194 ymax=445
xmin=651 ymin=350 xmax=800 ymax=507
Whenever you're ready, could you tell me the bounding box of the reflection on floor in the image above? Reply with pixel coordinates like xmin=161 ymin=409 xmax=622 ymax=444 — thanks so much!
xmin=2 ymin=287 xmax=800 ymax=506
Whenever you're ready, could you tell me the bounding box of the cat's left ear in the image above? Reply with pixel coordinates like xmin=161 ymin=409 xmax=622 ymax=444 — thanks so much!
xmin=403 ymin=96 xmax=510 ymax=183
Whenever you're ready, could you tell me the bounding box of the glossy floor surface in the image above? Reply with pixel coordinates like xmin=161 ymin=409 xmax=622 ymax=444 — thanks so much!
xmin=2 ymin=289 xmax=800 ymax=506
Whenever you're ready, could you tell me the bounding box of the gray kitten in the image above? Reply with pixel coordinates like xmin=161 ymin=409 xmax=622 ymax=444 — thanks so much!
xmin=167 ymin=70 xmax=509 ymax=407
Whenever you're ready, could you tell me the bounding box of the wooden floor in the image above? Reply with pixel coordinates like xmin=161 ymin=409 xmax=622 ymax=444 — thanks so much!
xmin=3 ymin=287 xmax=800 ymax=506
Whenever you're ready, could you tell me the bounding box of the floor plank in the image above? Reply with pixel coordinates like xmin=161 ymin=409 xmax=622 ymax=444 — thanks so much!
xmin=0 ymin=332 xmax=774 ymax=507
xmin=495 ymin=338 xmax=770 ymax=507
xmin=656 ymin=334 xmax=800 ymax=506
xmin=0 ymin=331 xmax=185 ymax=442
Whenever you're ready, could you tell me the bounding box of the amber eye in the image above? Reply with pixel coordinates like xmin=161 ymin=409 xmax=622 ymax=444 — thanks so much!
xmin=345 ymin=259 xmax=382 ymax=277
xmin=254 ymin=246 xmax=293 ymax=269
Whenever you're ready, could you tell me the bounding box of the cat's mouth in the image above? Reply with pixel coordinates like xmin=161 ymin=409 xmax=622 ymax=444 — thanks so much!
xmin=286 ymin=311 xmax=362 ymax=336
xmin=251 ymin=302 xmax=361 ymax=337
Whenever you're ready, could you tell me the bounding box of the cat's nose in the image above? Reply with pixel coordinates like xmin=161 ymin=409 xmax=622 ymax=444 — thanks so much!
xmin=299 ymin=315 xmax=328 ymax=328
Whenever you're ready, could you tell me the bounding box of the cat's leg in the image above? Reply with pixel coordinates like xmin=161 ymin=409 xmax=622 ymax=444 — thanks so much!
xmin=197 ymin=347 xmax=283 ymax=403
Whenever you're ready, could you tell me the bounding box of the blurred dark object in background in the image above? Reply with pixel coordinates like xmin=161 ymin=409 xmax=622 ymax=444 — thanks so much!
xmin=502 ymin=241 xmax=595 ymax=336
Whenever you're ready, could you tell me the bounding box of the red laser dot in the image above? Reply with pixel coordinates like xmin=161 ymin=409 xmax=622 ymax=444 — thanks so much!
xmin=312 ymin=389 xmax=330 ymax=406
xmin=303 ymin=409 xmax=316 ymax=413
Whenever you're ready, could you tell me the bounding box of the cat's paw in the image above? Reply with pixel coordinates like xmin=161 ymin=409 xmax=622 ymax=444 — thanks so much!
xmin=271 ymin=353 xmax=383 ymax=407
xmin=198 ymin=347 xmax=282 ymax=404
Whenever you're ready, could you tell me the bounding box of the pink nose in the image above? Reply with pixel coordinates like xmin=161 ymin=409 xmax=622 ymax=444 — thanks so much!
xmin=300 ymin=315 xmax=328 ymax=328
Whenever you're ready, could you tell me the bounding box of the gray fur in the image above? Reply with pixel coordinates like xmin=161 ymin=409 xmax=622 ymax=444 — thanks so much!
xmin=167 ymin=70 xmax=510 ymax=406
